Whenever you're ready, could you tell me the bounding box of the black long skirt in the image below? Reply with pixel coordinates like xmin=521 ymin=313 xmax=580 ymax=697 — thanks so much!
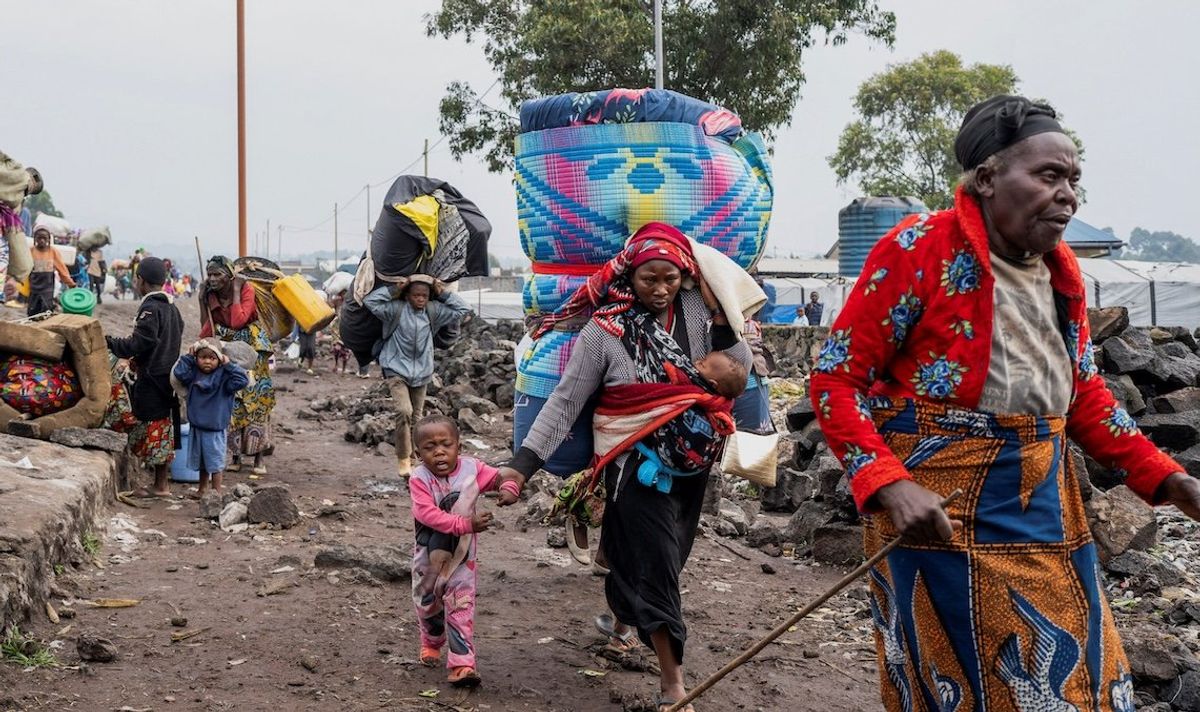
xmin=600 ymin=456 xmax=709 ymax=663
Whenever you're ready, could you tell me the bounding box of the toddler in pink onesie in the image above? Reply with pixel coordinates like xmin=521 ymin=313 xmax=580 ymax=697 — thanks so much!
xmin=409 ymin=414 xmax=519 ymax=688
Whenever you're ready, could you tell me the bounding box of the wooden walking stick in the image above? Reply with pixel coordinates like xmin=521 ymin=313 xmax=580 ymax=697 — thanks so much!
xmin=666 ymin=489 xmax=963 ymax=712
xmin=194 ymin=236 xmax=216 ymax=332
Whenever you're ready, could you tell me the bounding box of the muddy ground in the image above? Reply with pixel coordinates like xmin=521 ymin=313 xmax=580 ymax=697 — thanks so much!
xmin=0 ymin=297 xmax=879 ymax=712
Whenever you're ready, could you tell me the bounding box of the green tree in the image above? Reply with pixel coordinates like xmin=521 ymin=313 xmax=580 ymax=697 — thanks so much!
xmin=426 ymin=0 xmax=896 ymax=172
xmin=828 ymin=51 xmax=1022 ymax=210
xmin=24 ymin=190 xmax=64 ymax=219
xmin=1119 ymin=228 xmax=1200 ymax=263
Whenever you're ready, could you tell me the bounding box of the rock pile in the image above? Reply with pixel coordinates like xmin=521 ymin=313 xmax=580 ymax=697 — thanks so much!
xmin=760 ymin=325 xmax=829 ymax=378
xmin=196 ymin=482 xmax=297 ymax=531
xmin=331 ymin=318 xmax=524 ymax=449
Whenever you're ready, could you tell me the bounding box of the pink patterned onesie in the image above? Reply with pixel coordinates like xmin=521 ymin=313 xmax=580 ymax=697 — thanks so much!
xmin=409 ymin=456 xmax=499 ymax=669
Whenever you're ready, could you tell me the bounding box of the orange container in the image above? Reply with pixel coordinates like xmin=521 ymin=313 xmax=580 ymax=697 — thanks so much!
xmin=271 ymin=273 xmax=335 ymax=333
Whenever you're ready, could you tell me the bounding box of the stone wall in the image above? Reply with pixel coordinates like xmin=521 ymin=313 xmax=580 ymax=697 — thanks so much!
xmin=0 ymin=434 xmax=118 ymax=630
xmin=761 ymin=325 xmax=827 ymax=378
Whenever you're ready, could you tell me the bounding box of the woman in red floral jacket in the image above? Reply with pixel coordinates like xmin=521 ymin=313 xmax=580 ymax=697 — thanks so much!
xmin=811 ymin=96 xmax=1200 ymax=712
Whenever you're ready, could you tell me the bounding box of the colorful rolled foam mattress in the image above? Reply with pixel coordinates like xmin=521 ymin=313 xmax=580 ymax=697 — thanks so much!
xmin=0 ymin=354 xmax=83 ymax=417
xmin=520 ymin=88 xmax=744 ymax=144
xmin=513 ymin=93 xmax=774 ymax=474
xmin=515 ymin=122 xmax=772 ymax=268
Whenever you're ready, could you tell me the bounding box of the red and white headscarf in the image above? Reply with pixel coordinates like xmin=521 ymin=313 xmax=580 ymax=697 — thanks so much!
xmin=533 ymin=222 xmax=698 ymax=339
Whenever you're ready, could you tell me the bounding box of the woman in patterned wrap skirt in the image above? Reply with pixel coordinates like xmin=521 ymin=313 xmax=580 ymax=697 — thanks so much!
xmin=810 ymin=95 xmax=1200 ymax=711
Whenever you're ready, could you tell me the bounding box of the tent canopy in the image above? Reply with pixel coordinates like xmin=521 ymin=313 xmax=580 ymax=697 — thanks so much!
xmin=1079 ymin=258 xmax=1200 ymax=329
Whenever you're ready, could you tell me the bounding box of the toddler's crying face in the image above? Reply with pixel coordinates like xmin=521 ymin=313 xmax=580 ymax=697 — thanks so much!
xmin=196 ymin=349 xmax=221 ymax=374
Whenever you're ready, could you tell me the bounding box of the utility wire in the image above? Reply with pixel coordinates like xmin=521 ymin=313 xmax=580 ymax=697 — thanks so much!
xmin=278 ymin=77 xmax=502 ymax=238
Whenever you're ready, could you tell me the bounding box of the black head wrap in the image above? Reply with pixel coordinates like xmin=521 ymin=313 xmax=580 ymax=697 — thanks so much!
xmin=206 ymin=255 xmax=235 ymax=278
xmin=955 ymin=95 xmax=1065 ymax=171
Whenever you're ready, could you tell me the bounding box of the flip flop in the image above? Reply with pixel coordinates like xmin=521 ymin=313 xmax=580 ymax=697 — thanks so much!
xmin=419 ymin=646 xmax=441 ymax=667
xmin=448 ymin=666 xmax=481 ymax=688
xmin=595 ymin=613 xmax=638 ymax=652
xmin=658 ymin=699 xmax=694 ymax=712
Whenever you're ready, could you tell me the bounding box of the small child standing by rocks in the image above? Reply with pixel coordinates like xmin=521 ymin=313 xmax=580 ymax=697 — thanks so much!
xmin=331 ymin=339 xmax=350 ymax=374
xmin=409 ymin=414 xmax=518 ymax=688
xmin=172 ymin=339 xmax=248 ymax=496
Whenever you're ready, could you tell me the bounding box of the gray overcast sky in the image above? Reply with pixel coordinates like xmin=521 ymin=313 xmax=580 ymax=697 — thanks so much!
xmin=5 ymin=0 xmax=1199 ymax=266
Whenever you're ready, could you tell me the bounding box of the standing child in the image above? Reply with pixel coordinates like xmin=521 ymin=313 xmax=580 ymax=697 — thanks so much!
xmin=105 ymin=257 xmax=184 ymax=497
xmin=28 ymin=225 xmax=75 ymax=316
xmin=409 ymin=415 xmax=518 ymax=688
xmin=331 ymin=339 xmax=350 ymax=374
xmin=172 ymin=339 xmax=249 ymax=496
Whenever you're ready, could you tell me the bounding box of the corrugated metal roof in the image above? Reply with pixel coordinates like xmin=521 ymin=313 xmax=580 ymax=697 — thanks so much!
xmin=1065 ymin=217 xmax=1123 ymax=247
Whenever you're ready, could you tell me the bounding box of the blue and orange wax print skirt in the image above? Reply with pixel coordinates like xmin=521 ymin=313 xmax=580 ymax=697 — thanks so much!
xmin=864 ymin=398 xmax=1137 ymax=712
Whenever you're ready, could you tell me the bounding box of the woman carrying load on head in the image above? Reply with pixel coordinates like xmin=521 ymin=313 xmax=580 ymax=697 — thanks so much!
xmin=495 ymin=223 xmax=752 ymax=712
xmin=199 ymin=255 xmax=276 ymax=476
xmin=810 ymin=95 xmax=1200 ymax=712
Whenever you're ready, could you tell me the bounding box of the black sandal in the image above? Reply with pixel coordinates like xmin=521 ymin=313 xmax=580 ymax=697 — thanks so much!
xmin=595 ymin=613 xmax=638 ymax=652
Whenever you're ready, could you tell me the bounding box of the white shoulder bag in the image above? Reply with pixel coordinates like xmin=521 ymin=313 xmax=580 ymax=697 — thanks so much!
xmin=720 ymin=430 xmax=779 ymax=488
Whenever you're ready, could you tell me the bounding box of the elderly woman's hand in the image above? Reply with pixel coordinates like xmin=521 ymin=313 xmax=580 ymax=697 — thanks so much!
xmin=875 ymin=479 xmax=963 ymax=544
xmin=1158 ymin=473 xmax=1200 ymax=521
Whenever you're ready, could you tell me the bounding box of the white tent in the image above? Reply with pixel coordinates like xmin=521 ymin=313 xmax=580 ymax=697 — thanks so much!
xmin=457 ymin=288 xmax=524 ymax=322
xmin=764 ymin=276 xmax=856 ymax=325
xmin=1078 ymin=258 xmax=1200 ymax=329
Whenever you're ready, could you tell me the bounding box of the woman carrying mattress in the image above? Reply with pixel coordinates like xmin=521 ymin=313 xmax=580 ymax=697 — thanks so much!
xmin=496 ymin=223 xmax=752 ymax=712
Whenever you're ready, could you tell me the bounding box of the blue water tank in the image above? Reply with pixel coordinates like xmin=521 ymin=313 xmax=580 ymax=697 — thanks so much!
xmin=838 ymin=197 xmax=928 ymax=277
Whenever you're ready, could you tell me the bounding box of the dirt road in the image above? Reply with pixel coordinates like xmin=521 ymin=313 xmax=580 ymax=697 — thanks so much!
xmin=0 ymin=298 xmax=880 ymax=711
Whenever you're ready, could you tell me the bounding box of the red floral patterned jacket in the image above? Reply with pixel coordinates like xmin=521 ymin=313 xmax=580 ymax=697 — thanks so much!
xmin=810 ymin=186 xmax=1183 ymax=512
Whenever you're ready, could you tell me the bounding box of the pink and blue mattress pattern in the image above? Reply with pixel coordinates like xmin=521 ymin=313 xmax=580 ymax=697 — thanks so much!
xmin=514 ymin=90 xmax=774 ymax=404
xmin=515 ymin=330 xmax=579 ymax=400
xmin=522 ymin=273 xmax=589 ymax=315
xmin=515 ymin=122 xmax=772 ymax=267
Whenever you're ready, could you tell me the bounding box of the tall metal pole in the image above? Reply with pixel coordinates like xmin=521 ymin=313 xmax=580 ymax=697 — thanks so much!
xmin=237 ymin=0 xmax=247 ymax=257
xmin=654 ymin=0 xmax=664 ymax=90
xmin=333 ymin=203 xmax=339 ymax=269
xmin=423 ymin=138 xmax=429 ymax=177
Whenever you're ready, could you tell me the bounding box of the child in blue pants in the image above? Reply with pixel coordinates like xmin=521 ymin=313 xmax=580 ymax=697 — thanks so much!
xmin=173 ymin=339 xmax=249 ymax=495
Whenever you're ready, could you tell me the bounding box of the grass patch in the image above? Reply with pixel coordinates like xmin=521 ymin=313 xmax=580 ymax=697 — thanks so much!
xmin=53 ymin=564 xmax=65 ymax=577
xmin=1 ymin=626 xmax=57 ymax=668
xmin=81 ymin=532 xmax=101 ymax=558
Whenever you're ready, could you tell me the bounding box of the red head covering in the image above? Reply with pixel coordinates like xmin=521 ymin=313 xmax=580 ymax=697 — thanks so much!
xmin=627 ymin=222 xmax=691 ymax=273
xmin=532 ymin=222 xmax=698 ymax=339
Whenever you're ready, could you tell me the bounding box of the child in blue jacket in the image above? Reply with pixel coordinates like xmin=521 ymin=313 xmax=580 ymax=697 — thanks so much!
xmin=173 ymin=339 xmax=249 ymax=495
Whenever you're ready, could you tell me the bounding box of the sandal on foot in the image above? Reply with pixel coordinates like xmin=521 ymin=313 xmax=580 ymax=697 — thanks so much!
xmin=658 ymin=700 xmax=694 ymax=712
xmin=566 ymin=516 xmax=591 ymax=566
xmin=448 ymin=666 xmax=481 ymax=688
xmin=595 ymin=613 xmax=638 ymax=651
xmin=419 ymin=646 xmax=441 ymax=667
xmin=251 ymin=465 xmax=267 ymax=476
xmin=226 ymin=462 xmax=242 ymax=473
